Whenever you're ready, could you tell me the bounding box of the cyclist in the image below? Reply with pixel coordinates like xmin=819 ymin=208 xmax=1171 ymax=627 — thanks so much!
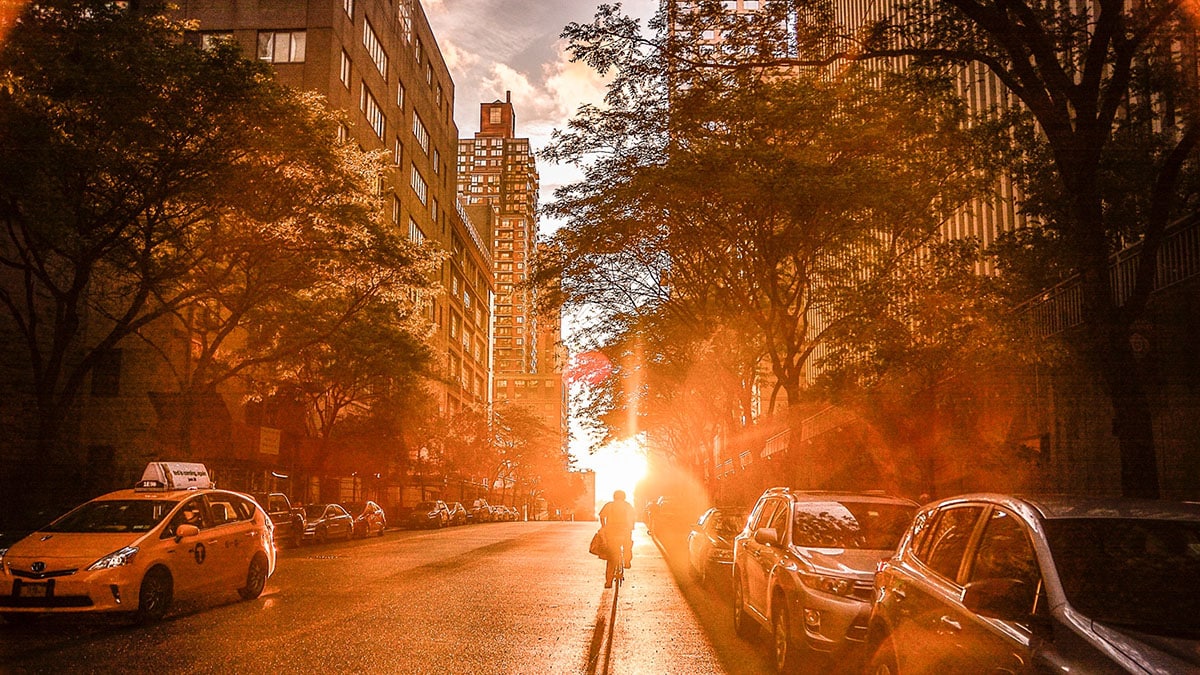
xmin=598 ymin=489 xmax=635 ymax=588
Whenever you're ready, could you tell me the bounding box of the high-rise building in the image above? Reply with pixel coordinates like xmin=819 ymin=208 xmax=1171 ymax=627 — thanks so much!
xmin=457 ymin=94 xmax=567 ymax=453
xmin=457 ymin=92 xmax=541 ymax=376
xmin=173 ymin=0 xmax=493 ymax=501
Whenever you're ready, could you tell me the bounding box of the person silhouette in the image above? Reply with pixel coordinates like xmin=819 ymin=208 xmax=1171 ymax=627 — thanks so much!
xmin=598 ymin=490 xmax=635 ymax=588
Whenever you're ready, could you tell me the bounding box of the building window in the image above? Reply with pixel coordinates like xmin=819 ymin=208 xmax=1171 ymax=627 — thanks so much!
xmin=343 ymin=0 xmax=353 ymax=17
xmin=392 ymin=195 xmax=401 ymax=224
xmin=398 ymin=0 xmax=413 ymax=41
xmin=393 ymin=138 xmax=403 ymax=166
xmin=412 ymin=113 xmax=430 ymax=154
xmin=397 ymin=83 xmax=405 ymax=108
xmin=199 ymin=32 xmax=234 ymax=51
xmin=489 ymin=107 xmax=501 ymax=125
xmin=362 ymin=19 xmax=388 ymax=76
xmin=340 ymin=50 xmax=352 ymax=88
xmin=431 ymin=198 xmax=439 ymax=222
xmin=432 ymin=148 xmax=441 ymax=174
xmin=410 ymin=165 xmax=428 ymax=204
xmin=436 ymin=83 xmax=443 ymax=108
xmin=408 ymin=217 xmax=425 ymax=243
xmin=415 ymin=37 xmax=424 ymax=63
xmin=425 ymin=62 xmax=433 ymax=85
xmin=360 ymin=85 xmax=385 ymax=139
xmin=257 ymin=30 xmax=306 ymax=63
xmin=337 ymin=124 xmax=348 ymax=143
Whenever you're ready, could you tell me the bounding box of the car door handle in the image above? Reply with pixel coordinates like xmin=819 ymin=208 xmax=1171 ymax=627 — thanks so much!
xmin=938 ymin=616 xmax=962 ymax=633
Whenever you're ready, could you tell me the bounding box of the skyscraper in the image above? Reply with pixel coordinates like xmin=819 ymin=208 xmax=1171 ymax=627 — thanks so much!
xmin=457 ymin=94 xmax=567 ymax=453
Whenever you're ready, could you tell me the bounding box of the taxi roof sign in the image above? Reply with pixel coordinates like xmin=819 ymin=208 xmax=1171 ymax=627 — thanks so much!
xmin=135 ymin=462 xmax=212 ymax=491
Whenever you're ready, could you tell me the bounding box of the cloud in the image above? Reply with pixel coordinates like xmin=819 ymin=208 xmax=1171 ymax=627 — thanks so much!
xmin=438 ymin=36 xmax=480 ymax=73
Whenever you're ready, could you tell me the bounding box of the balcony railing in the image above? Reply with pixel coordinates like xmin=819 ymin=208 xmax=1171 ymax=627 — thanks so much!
xmin=1017 ymin=213 xmax=1200 ymax=338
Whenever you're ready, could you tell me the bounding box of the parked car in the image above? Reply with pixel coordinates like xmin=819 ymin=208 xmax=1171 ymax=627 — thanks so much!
xmin=250 ymin=492 xmax=306 ymax=548
xmin=866 ymin=493 xmax=1200 ymax=675
xmin=406 ymin=500 xmax=451 ymax=529
xmin=470 ymin=499 xmax=494 ymax=523
xmin=732 ymin=488 xmax=917 ymax=673
xmin=302 ymin=503 xmax=354 ymax=544
xmin=687 ymin=506 xmax=749 ymax=585
xmin=341 ymin=501 xmax=386 ymax=538
xmin=645 ymin=495 xmax=700 ymax=535
xmin=493 ymin=505 xmax=515 ymax=522
xmin=0 ymin=462 xmax=275 ymax=625
xmin=445 ymin=502 xmax=468 ymax=526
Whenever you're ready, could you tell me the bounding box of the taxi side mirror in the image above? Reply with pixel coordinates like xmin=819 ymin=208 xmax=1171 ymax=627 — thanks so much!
xmin=174 ymin=523 xmax=200 ymax=542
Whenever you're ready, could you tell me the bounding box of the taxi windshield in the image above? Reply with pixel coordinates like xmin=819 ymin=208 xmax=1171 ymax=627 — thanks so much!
xmin=43 ymin=499 xmax=176 ymax=534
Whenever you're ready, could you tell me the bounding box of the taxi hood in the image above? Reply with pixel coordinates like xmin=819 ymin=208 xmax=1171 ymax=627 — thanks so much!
xmin=5 ymin=531 xmax=145 ymax=570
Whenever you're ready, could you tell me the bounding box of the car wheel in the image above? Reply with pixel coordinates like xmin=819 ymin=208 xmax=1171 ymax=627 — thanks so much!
xmin=378 ymin=523 xmax=386 ymax=537
xmin=1 ymin=612 xmax=36 ymax=626
xmin=772 ymin=602 xmax=801 ymax=674
xmin=733 ymin=574 xmax=757 ymax=638
xmin=238 ymin=553 xmax=269 ymax=600
xmin=866 ymin=638 xmax=900 ymax=675
xmin=134 ymin=567 xmax=173 ymax=624
xmin=316 ymin=528 xmax=327 ymax=545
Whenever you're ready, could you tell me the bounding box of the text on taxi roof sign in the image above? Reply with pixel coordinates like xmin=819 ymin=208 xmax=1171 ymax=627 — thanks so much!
xmin=135 ymin=462 xmax=212 ymax=491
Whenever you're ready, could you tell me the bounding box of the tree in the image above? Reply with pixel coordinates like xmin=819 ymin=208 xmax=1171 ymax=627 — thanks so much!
xmin=543 ymin=7 xmax=993 ymax=465
xmin=0 ymin=1 xmax=433 ymax=472
xmin=490 ymin=403 xmax=573 ymax=510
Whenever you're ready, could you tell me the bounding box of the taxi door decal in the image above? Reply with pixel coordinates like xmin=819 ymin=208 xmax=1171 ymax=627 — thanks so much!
xmin=190 ymin=542 xmax=207 ymax=565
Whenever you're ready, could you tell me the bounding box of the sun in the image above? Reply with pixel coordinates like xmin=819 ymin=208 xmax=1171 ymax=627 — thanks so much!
xmin=579 ymin=438 xmax=647 ymax=511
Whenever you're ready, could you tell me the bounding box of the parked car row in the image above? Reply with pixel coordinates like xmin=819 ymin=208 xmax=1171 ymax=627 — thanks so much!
xmin=679 ymin=487 xmax=1200 ymax=674
xmin=403 ymin=498 xmax=522 ymax=529
xmin=0 ymin=459 xmax=534 ymax=626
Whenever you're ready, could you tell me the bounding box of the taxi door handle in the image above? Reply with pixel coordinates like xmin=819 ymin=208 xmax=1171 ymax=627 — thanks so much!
xmin=938 ymin=616 xmax=962 ymax=633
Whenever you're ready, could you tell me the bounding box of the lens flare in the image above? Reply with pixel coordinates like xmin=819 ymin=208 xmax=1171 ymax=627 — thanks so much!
xmin=579 ymin=438 xmax=647 ymax=513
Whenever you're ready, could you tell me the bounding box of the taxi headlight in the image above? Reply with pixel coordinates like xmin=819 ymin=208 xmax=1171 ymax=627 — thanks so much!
xmin=799 ymin=571 xmax=855 ymax=597
xmin=87 ymin=546 xmax=139 ymax=571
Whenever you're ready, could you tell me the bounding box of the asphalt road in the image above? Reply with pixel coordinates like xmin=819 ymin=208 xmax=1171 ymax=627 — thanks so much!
xmin=1 ymin=521 xmax=776 ymax=674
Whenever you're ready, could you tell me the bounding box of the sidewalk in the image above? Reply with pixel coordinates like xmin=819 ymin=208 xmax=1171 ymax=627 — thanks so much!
xmin=592 ymin=524 xmax=725 ymax=674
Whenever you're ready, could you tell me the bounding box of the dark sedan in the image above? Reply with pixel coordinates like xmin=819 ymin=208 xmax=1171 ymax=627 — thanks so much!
xmin=686 ymin=506 xmax=749 ymax=586
xmin=301 ymin=503 xmax=354 ymax=544
xmin=867 ymin=493 xmax=1200 ymax=674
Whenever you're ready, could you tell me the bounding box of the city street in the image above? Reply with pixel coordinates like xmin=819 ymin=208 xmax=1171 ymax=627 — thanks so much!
xmin=1 ymin=522 xmax=774 ymax=675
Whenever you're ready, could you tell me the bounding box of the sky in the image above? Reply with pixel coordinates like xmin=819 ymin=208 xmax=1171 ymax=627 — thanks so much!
xmin=423 ymin=0 xmax=659 ymax=233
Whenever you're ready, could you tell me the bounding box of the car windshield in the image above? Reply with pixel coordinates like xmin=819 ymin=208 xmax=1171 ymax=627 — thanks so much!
xmin=43 ymin=499 xmax=176 ymax=534
xmin=304 ymin=504 xmax=328 ymax=519
xmin=344 ymin=502 xmax=365 ymax=515
xmin=791 ymin=501 xmax=915 ymax=549
xmin=714 ymin=510 xmax=748 ymax=536
xmin=415 ymin=501 xmax=437 ymax=511
xmin=1045 ymin=518 xmax=1200 ymax=639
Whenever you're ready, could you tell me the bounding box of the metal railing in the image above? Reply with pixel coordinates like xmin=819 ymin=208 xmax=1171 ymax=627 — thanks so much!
xmin=1017 ymin=213 xmax=1200 ymax=338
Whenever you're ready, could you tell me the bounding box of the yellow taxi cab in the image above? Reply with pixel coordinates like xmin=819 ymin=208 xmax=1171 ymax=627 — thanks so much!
xmin=0 ymin=462 xmax=276 ymax=624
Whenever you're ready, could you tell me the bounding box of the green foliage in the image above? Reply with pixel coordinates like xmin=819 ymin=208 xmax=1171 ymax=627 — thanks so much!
xmin=544 ymin=4 xmax=998 ymax=457
xmin=0 ymin=0 xmax=436 ymax=457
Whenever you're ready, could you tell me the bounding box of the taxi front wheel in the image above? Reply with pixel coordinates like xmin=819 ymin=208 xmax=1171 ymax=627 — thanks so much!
xmin=134 ymin=567 xmax=173 ymax=624
xmin=2 ymin=612 xmax=36 ymax=626
xmin=238 ymin=553 xmax=269 ymax=600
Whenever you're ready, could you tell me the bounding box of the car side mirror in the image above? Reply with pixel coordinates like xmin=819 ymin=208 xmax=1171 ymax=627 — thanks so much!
xmin=174 ymin=523 xmax=200 ymax=542
xmin=753 ymin=527 xmax=780 ymax=546
xmin=962 ymin=578 xmax=1035 ymax=622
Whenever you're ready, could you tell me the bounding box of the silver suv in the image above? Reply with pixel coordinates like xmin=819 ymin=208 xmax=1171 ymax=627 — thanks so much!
xmin=732 ymin=488 xmax=917 ymax=673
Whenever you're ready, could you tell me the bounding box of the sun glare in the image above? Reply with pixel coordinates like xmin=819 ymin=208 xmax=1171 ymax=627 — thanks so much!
xmin=579 ymin=438 xmax=647 ymax=512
